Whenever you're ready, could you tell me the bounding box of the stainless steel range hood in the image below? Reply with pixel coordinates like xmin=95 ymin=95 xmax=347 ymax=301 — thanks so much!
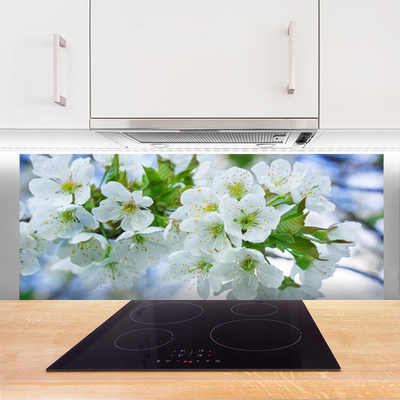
xmin=91 ymin=118 xmax=318 ymax=150
xmin=94 ymin=129 xmax=317 ymax=150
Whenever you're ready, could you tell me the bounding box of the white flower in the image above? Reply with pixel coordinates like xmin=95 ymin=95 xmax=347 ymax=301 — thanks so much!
xmin=162 ymin=154 xmax=194 ymax=173
xmin=328 ymin=221 xmax=361 ymax=241
xmin=57 ymin=232 xmax=108 ymax=267
xmin=193 ymin=161 xmax=222 ymax=188
xmin=164 ymin=206 xmax=188 ymax=252
xmin=26 ymin=196 xmax=47 ymax=215
xmin=255 ymin=286 xmax=279 ymax=300
xmin=251 ymin=159 xmax=292 ymax=194
xmin=51 ymin=257 xmax=85 ymax=275
xmin=294 ymin=248 xmax=341 ymax=289
xmin=20 ymin=221 xmax=56 ymax=256
xmin=29 ymin=154 xmax=72 ymax=178
xmin=29 ymin=156 xmax=94 ymax=206
xmin=19 ymin=221 xmax=56 ymax=276
xmin=92 ymin=182 xmax=154 ymax=232
xmin=180 ymin=212 xmax=241 ymax=256
xmin=20 ymin=222 xmax=37 ymax=253
xmin=30 ymin=204 xmax=99 ymax=240
xmin=93 ymin=154 xmax=141 ymax=172
xmin=169 ymin=251 xmax=221 ymax=299
xmin=116 ymin=227 xmax=168 ymax=269
xmin=20 ymin=201 xmax=25 ymax=219
xmin=20 ymin=254 xmax=42 ymax=276
xmin=213 ymin=167 xmax=264 ymax=201
xmin=210 ymin=247 xmax=283 ymax=300
xmin=20 ymin=222 xmax=42 ymax=276
xmin=289 ymin=162 xmax=335 ymax=214
xmin=326 ymin=221 xmax=362 ymax=257
xmin=180 ymin=187 xmax=220 ymax=218
xmin=220 ymin=194 xmax=280 ymax=243
xmin=79 ymin=245 xmax=139 ymax=291
xmin=277 ymin=284 xmax=323 ymax=300
xmin=256 ymin=283 xmax=321 ymax=301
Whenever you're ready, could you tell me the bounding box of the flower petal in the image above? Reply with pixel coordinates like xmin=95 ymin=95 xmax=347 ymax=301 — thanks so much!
xmin=75 ymin=207 xmax=99 ymax=230
xmin=20 ymin=254 xmax=41 ymax=276
xmin=29 ymin=178 xmax=60 ymax=199
xmin=132 ymin=191 xmax=153 ymax=208
xmin=232 ymin=272 xmax=258 ymax=300
xmin=70 ymin=157 xmax=95 ymax=183
xmin=251 ymin=161 xmax=269 ymax=184
xmin=80 ymin=263 xmax=109 ymax=290
xmin=120 ymin=209 xmax=154 ymax=232
xmin=102 ymin=181 xmax=132 ymax=201
xmin=258 ymin=263 xmax=283 ymax=288
xmin=92 ymin=200 xmax=122 ymax=223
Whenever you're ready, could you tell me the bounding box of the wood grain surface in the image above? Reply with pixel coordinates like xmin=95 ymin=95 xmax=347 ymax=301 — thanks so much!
xmin=0 ymin=300 xmax=399 ymax=399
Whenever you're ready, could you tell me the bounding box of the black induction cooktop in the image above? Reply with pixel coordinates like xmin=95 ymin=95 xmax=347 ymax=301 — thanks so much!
xmin=47 ymin=300 xmax=340 ymax=371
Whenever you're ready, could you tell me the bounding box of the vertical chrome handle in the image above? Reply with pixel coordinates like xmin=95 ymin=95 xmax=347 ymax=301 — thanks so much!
xmin=54 ymin=34 xmax=66 ymax=106
xmin=288 ymin=21 xmax=296 ymax=94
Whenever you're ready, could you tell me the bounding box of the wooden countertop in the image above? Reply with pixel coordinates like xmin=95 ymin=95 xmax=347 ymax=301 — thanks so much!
xmin=0 ymin=300 xmax=399 ymax=400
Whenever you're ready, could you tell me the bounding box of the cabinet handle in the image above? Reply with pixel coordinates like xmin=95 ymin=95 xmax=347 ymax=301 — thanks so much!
xmin=288 ymin=21 xmax=296 ymax=94
xmin=54 ymin=34 xmax=66 ymax=106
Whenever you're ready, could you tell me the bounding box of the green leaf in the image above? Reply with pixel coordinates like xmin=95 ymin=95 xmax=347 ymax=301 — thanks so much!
xmin=171 ymin=155 xmax=199 ymax=186
xmin=173 ymin=169 xmax=193 ymax=184
xmin=300 ymin=226 xmax=323 ymax=235
xmin=276 ymin=212 xmax=309 ymax=234
xmin=278 ymin=276 xmax=301 ymax=290
xmin=84 ymin=185 xmax=105 ymax=211
xmin=293 ymin=254 xmax=314 ymax=270
xmin=186 ymin=154 xmax=200 ymax=173
xmin=271 ymin=232 xmax=295 ymax=243
xmin=280 ymin=197 xmax=307 ymax=221
xmin=329 ymin=239 xmax=353 ymax=244
xmin=142 ymin=166 xmax=163 ymax=188
xmin=83 ymin=199 xmax=95 ymax=211
xmin=106 ymin=155 xmax=122 ymax=183
xmin=242 ymin=241 xmax=268 ymax=253
xmin=157 ymin=155 xmax=176 ymax=182
xmin=152 ymin=214 xmax=168 ymax=228
xmin=126 ymin=180 xmax=142 ymax=192
xmin=287 ymin=236 xmax=320 ymax=259
xmin=274 ymin=198 xmax=308 ymax=235
xmin=143 ymin=166 xmax=161 ymax=181
xmin=117 ymin=170 xmax=128 ymax=187
xmin=162 ymin=187 xmax=182 ymax=206
xmin=263 ymin=237 xmax=288 ymax=253
xmin=269 ymin=234 xmax=320 ymax=260
xmin=312 ymin=229 xmax=329 ymax=241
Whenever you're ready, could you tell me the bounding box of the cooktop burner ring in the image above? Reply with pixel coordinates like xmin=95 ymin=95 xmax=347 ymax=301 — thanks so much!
xmin=114 ymin=328 xmax=174 ymax=352
xmin=210 ymin=319 xmax=302 ymax=352
xmin=130 ymin=301 xmax=204 ymax=325
xmin=231 ymin=302 xmax=278 ymax=317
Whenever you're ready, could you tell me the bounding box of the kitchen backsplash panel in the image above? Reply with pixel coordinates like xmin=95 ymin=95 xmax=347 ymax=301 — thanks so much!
xmin=19 ymin=153 xmax=384 ymax=300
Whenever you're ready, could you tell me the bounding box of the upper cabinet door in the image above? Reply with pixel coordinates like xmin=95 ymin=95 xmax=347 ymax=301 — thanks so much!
xmin=91 ymin=0 xmax=318 ymax=119
xmin=320 ymin=0 xmax=400 ymax=129
xmin=0 ymin=0 xmax=89 ymax=129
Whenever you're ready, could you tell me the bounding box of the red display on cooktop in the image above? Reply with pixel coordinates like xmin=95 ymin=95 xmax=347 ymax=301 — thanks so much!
xmin=47 ymin=300 xmax=340 ymax=371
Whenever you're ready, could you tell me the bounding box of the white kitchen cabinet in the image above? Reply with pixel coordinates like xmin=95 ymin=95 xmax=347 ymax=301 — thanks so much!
xmin=91 ymin=0 xmax=318 ymax=120
xmin=0 ymin=0 xmax=89 ymax=129
xmin=320 ymin=0 xmax=400 ymax=129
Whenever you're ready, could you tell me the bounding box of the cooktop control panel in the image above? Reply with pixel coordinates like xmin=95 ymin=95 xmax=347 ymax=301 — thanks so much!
xmin=156 ymin=349 xmax=220 ymax=366
xmin=47 ymin=300 xmax=340 ymax=371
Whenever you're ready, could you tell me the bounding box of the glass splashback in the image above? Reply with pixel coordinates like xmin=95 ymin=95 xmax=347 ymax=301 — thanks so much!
xmin=19 ymin=153 xmax=384 ymax=300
